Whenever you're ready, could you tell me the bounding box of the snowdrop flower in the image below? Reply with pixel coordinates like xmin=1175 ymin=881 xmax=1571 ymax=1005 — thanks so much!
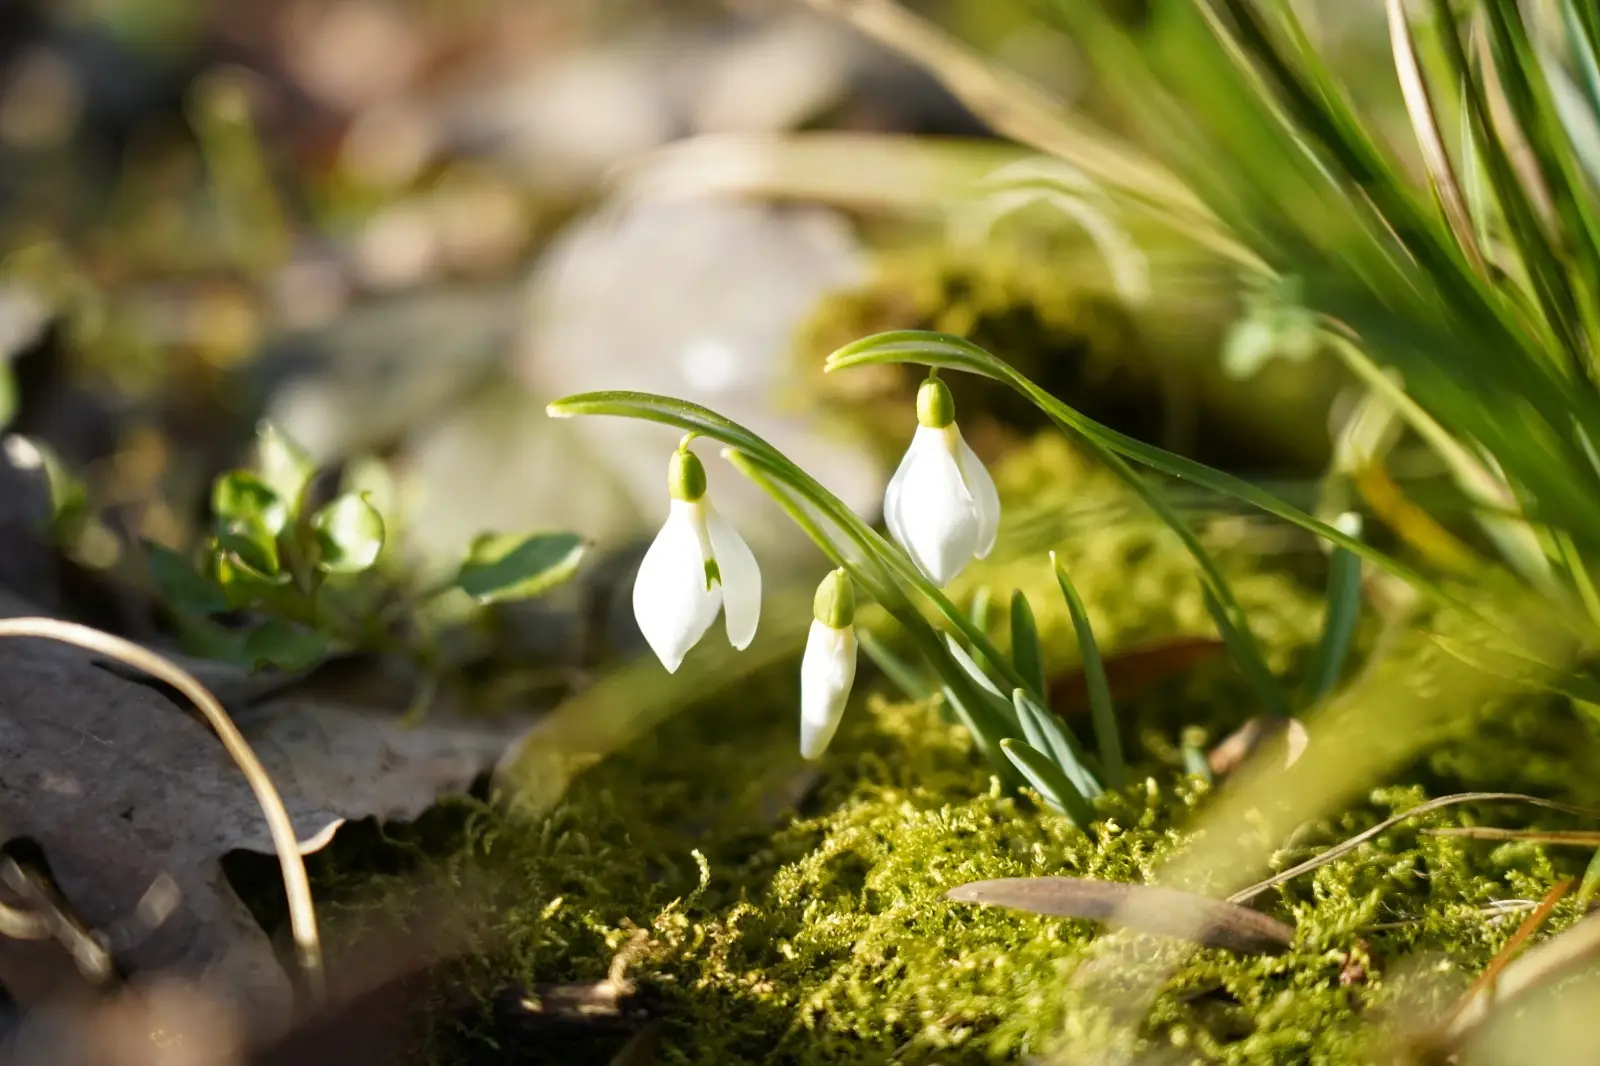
xmin=800 ymin=568 xmax=857 ymax=759
xmin=883 ymin=375 xmax=1000 ymax=586
xmin=633 ymin=438 xmax=760 ymax=672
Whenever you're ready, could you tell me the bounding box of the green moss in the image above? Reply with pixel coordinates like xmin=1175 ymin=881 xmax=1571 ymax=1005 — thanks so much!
xmin=314 ymin=435 xmax=1600 ymax=1065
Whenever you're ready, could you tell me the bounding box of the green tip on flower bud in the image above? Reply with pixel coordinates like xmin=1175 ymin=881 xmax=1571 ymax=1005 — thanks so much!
xmin=916 ymin=376 xmax=955 ymax=428
xmin=668 ymin=447 xmax=707 ymax=501
xmin=813 ymin=568 xmax=855 ymax=629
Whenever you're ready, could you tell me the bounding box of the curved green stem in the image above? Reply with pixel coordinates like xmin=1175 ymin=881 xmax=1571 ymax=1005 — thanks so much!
xmin=823 ymin=331 xmax=1455 ymax=603
xmin=824 ymin=331 xmax=1295 ymax=716
xmin=726 ymin=449 xmax=1020 ymax=775
xmin=547 ymin=392 xmax=1035 ymax=695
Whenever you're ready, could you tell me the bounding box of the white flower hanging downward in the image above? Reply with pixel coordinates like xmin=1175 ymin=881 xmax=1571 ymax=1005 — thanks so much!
xmin=633 ymin=437 xmax=761 ymax=672
xmin=800 ymin=568 xmax=857 ymax=759
xmin=883 ymin=374 xmax=1000 ymax=586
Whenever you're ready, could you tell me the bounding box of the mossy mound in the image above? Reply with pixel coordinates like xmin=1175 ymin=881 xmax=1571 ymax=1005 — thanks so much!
xmin=315 ymin=437 xmax=1600 ymax=1065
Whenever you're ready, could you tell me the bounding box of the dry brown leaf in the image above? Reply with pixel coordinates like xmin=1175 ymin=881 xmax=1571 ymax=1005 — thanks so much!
xmin=1049 ymin=636 xmax=1226 ymax=717
xmin=945 ymin=877 xmax=1295 ymax=954
xmin=0 ymin=589 xmax=527 ymax=1030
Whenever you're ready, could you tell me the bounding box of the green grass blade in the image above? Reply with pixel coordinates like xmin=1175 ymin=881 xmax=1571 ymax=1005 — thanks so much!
xmin=1303 ymin=529 xmax=1365 ymax=706
xmin=1566 ymin=0 xmax=1600 ymax=112
xmin=1432 ymin=0 xmax=1587 ymax=365
xmin=1545 ymin=51 xmax=1600 ymax=190
xmin=1384 ymin=0 xmax=1485 ymax=272
xmin=943 ymin=684 xmax=1016 ymax=772
xmin=1580 ymin=846 xmax=1600 ymax=908
xmin=1201 ymin=587 xmax=1292 ymax=719
xmin=1012 ymin=686 xmax=1102 ymax=800
xmin=1050 ymin=552 xmax=1127 ymax=787
xmin=1480 ymin=0 xmax=1600 ymax=353
xmin=1010 ymin=590 xmax=1047 ymax=700
xmin=946 ymin=635 xmax=1021 ymax=730
xmin=1000 ymin=738 xmax=1096 ymax=829
xmin=969 ymin=585 xmax=993 ymax=634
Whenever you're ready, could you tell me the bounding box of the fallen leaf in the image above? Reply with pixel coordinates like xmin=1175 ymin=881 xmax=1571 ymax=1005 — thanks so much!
xmin=945 ymin=877 xmax=1295 ymax=954
xmin=1048 ymin=636 xmax=1226 ymax=716
xmin=0 ymin=589 xmax=530 ymax=1032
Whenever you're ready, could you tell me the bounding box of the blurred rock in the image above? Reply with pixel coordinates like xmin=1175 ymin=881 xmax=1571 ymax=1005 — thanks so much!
xmin=258 ymin=288 xmax=518 ymax=464
xmin=514 ymin=198 xmax=881 ymax=557
xmin=0 ymin=433 xmax=58 ymax=611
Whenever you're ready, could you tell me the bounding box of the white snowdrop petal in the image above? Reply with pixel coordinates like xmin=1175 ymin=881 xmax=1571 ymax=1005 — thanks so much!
xmin=800 ymin=620 xmax=857 ymax=759
xmin=951 ymin=428 xmax=1001 ymax=559
xmin=882 ymin=431 xmax=920 ymax=550
xmin=632 ymin=500 xmax=721 ymax=672
xmin=705 ymin=503 xmax=762 ymax=650
xmin=895 ymin=426 xmax=978 ymax=585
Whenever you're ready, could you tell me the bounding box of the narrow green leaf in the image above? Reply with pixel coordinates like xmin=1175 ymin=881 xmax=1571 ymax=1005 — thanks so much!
xmin=1543 ymin=46 xmax=1600 ymax=190
xmin=940 ymin=683 xmax=1013 ymax=770
xmin=254 ymin=421 xmax=316 ymax=515
xmin=1202 ymin=587 xmax=1292 ymax=718
xmin=944 ymin=634 xmax=1019 ymax=730
xmin=312 ymin=493 xmax=385 ymax=574
xmin=1000 ymin=738 xmax=1096 ymax=829
xmin=1051 ymin=552 xmax=1126 ymax=788
xmin=145 ymin=541 xmax=228 ymax=616
xmin=242 ymin=618 xmax=330 ymax=673
xmin=969 ymin=585 xmax=993 ymax=633
xmin=1435 ymin=0 xmax=1587 ymax=366
xmin=1304 ymin=536 xmax=1364 ymax=706
xmin=0 ymin=364 xmax=15 ymax=431
xmin=1010 ymin=590 xmax=1046 ymax=700
xmin=212 ymin=471 xmax=289 ymax=536
xmin=1579 ymin=847 xmax=1600 ymax=908
xmin=858 ymin=628 xmax=933 ymax=702
xmin=1566 ymin=0 xmax=1600 ymax=112
xmin=1384 ymin=0 xmax=1484 ymax=272
xmin=456 ymin=531 xmax=587 ymax=604
xmin=1012 ymin=687 xmax=1100 ymax=800
xmin=967 ymin=584 xmax=999 ymax=674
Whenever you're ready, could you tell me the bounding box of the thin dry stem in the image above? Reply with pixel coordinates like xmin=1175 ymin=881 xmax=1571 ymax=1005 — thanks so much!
xmin=1440 ymin=876 xmax=1574 ymax=1043
xmin=1229 ymin=792 xmax=1600 ymax=903
xmin=1385 ymin=0 xmax=1487 ymax=274
xmin=0 ymin=616 xmax=324 ymax=1003
xmin=1423 ymin=827 xmax=1600 ymax=845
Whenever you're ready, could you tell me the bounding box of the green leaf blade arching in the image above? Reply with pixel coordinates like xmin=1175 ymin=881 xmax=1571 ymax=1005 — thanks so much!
xmin=1010 ymin=590 xmax=1046 ymax=700
xmin=1051 ymin=553 xmax=1126 ymax=789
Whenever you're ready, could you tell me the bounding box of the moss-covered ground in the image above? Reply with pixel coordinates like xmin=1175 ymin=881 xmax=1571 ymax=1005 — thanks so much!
xmin=313 ymin=437 xmax=1600 ymax=1065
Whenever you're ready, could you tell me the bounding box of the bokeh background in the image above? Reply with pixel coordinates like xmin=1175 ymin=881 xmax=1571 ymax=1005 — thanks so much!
xmin=0 ymin=0 xmax=1400 ymax=628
